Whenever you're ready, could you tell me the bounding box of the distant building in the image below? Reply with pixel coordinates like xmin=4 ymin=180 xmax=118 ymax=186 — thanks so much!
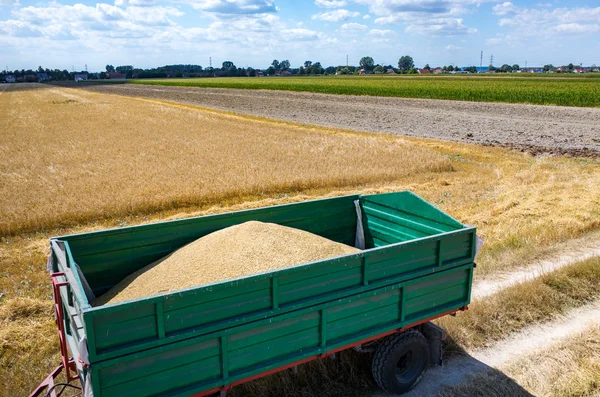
xmin=280 ymin=70 xmax=293 ymax=76
xmin=433 ymin=68 xmax=443 ymax=74
xmin=74 ymin=73 xmax=88 ymax=82
xmin=418 ymin=69 xmax=431 ymax=74
xmin=255 ymin=70 xmax=265 ymax=77
xmin=107 ymin=72 xmax=126 ymax=80
xmin=5 ymin=75 xmax=16 ymax=83
xmin=386 ymin=68 xmax=396 ymax=74
xmin=37 ymin=73 xmax=49 ymax=81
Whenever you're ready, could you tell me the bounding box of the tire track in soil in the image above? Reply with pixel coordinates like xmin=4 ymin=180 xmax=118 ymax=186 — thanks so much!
xmin=381 ymin=299 xmax=600 ymax=397
xmin=472 ymin=233 xmax=600 ymax=300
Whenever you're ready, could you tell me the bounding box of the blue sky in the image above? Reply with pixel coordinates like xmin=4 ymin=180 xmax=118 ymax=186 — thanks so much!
xmin=1 ymin=0 xmax=599 ymax=71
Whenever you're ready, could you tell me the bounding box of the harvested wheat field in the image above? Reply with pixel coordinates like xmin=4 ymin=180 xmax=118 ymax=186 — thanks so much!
xmin=2 ymin=83 xmax=600 ymax=397
xmin=95 ymin=221 xmax=359 ymax=306
xmin=0 ymin=84 xmax=451 ymax=236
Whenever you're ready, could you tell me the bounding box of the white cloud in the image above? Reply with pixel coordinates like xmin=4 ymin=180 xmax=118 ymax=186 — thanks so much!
xmin=283 ymin=28 xmax=321 ymax=40
xmin=445 ymin=44 xmax=463 ymax=50
xmin=363 ymin=14 xmax=370 ymax=19
xmin=491 ymin=2 xmax=600 ymax=38
xmin=341 ymin=22 xmax=367 ymax=31
xmin=552 ymin=23 xmax=599 ymax=34
xmin=352 ymin=0 xmax=487 ymax=36
xmin=314 ymin=0 xmax=347 ymax=8
xmin=0 ymin=0 xmax=19 ymax=6
xmin=368 ymin=28 xmax=394 ymax=36
xmin=404 ymin=18 xmax=477 ymax=35
xmin=183 ymin=0 xmax=277 ymax=14
xmin=312 ymin=9 xmax=360 ymax=22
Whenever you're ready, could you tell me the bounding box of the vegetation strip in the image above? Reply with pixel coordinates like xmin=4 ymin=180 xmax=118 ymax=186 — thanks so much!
xmin=438 ymin=256 xmax=600 ymax=350
xmin=129 ymin=76 xmax=600 ymax=107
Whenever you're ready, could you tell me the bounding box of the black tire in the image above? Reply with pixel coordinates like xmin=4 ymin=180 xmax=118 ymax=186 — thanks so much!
xmin=372 ymin=330 xmax=430 ymax=394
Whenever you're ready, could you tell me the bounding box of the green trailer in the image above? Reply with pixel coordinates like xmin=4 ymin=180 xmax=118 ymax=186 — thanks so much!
xmin=31 ymin=191 xmax=477 ymax=397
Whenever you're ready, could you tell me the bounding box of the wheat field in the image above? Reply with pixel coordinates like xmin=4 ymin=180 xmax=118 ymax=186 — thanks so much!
xmin=0 ymin=85 xmax=451 ymax=236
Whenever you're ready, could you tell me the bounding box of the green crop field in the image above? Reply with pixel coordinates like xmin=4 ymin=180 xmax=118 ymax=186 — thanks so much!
xmin=128 ymin=75 xmax=600 ymax=107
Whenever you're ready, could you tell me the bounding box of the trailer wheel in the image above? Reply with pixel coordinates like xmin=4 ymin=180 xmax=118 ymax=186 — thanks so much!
xmin=372 ymin=330 xmax=430 ymax=394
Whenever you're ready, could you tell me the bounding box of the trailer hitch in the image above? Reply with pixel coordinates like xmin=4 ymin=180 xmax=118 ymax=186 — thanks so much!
xmin=29 ymin=273 xmax=81 ymax=397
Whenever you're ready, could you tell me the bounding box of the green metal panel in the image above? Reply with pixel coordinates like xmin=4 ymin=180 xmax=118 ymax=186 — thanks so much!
xmin=361 ymin=191 xmax=464 ymax=248
xmin=90 ymin=264 xmax=473 ymax=397
xmin=47 ymin=191 xmax=476 ymax=396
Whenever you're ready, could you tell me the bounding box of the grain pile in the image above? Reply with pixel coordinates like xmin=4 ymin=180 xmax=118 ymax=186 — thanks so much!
xmin=94 ymin=221 xmax=360 ymax=306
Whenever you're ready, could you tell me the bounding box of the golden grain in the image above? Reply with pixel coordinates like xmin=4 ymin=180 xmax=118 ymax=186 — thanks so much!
xmin=95 ymin=221 xmax=359 ymax=306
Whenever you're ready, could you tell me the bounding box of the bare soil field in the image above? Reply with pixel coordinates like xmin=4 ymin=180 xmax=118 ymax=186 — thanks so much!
xmin=81 ymin=84 xmax=600 ymax=157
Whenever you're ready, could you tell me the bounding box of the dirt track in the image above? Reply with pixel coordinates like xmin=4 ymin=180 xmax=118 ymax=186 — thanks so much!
xmin=81 ymin=84 xmax=600 ymax=157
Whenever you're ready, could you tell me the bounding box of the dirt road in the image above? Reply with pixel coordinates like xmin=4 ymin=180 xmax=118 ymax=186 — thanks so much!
xmin=81 ymin=84 xmax=600 ymax=157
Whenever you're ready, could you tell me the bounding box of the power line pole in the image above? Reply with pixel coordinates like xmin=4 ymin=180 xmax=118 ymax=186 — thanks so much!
xmin=480 ymin=51 xmax=483 ymax=68
xmin=209 ymin=57 xmax=212 ymax=68
xmin=346 ymin=55 xmax=348 ymax=67
xmin=490 ymin=55 xmax=494 ymax=67
xmin=85 ymin=64 xmax=88 ymax=73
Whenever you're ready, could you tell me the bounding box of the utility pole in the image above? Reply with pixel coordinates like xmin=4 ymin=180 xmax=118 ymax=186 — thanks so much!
xmin=480 ymin=51 xmax=483 ymax=68
xmin=346 ymin=55 xmax=349 ymax=67
xmin=85 ymin=64 xmax=88 ymax=73
xmin=490 ymin=55 xmax=494 ymax=67
xmin=209 ymin=57 xmax=212 ymax=68
xmin=525 ymin=60 xmax=527 ymax=68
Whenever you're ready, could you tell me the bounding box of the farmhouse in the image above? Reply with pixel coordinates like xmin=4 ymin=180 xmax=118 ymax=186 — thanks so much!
xmin=74 ymin=73 xmax=88 ymax=82
xmin=418 ymin=68 xmax=431 ymax=74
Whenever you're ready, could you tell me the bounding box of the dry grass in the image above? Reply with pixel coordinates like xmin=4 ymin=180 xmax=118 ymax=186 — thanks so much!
xmin=440 ymin=325 xmax=600 ymax=397
xmin=2 ymin=84 xmax=600 ymax=396
xmin=438 ymin=256 xmax=600 ymax=350
xmin=0 ymin=85 xmax=451 ymax=236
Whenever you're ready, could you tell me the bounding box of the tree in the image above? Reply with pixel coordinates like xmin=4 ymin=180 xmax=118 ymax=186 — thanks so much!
xmin=271 ymin=60 xmax=280 ymax=70
xmin=398 ymin=55 xmax=414 ymax=72
xmin=280 ymin=60 xmax=290 ymax=71
xmin=543 ymin=64 xmax=555 ymax=72
xmin=266 ymin=66 xmax=275 ymax=76
xmin=512 ymin=64 xmax=520 ymax=71
xmin=304 ymin=61 xmax=312 ymax=70
xmin=359 ymin=56 xmax=374 ymax=71
xmin=567 ymin=63 xmax=574 ymax=72
xmin=373 ymin=65 xmax=384 ymax=74
xmin=311 ymin=62 xmax=323 ymax=75
xmin=423 ymin=64 xmax=431 ymax=71
xmin=105 ymin=65 xmax=115 ymax=72
xmin=298 ymin=66 xmax=305 ymax=76
xmin=325 ymin=66 xmax=336 ymax=74
xmin=222 ymin=61 xmax=235 ymax=70
xmin=488 ymin=64 xmax=495 ymax=72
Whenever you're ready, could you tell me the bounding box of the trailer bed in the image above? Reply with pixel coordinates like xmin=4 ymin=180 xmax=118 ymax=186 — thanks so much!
xmin=47 ymin=191 xmax=476 ymax=397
